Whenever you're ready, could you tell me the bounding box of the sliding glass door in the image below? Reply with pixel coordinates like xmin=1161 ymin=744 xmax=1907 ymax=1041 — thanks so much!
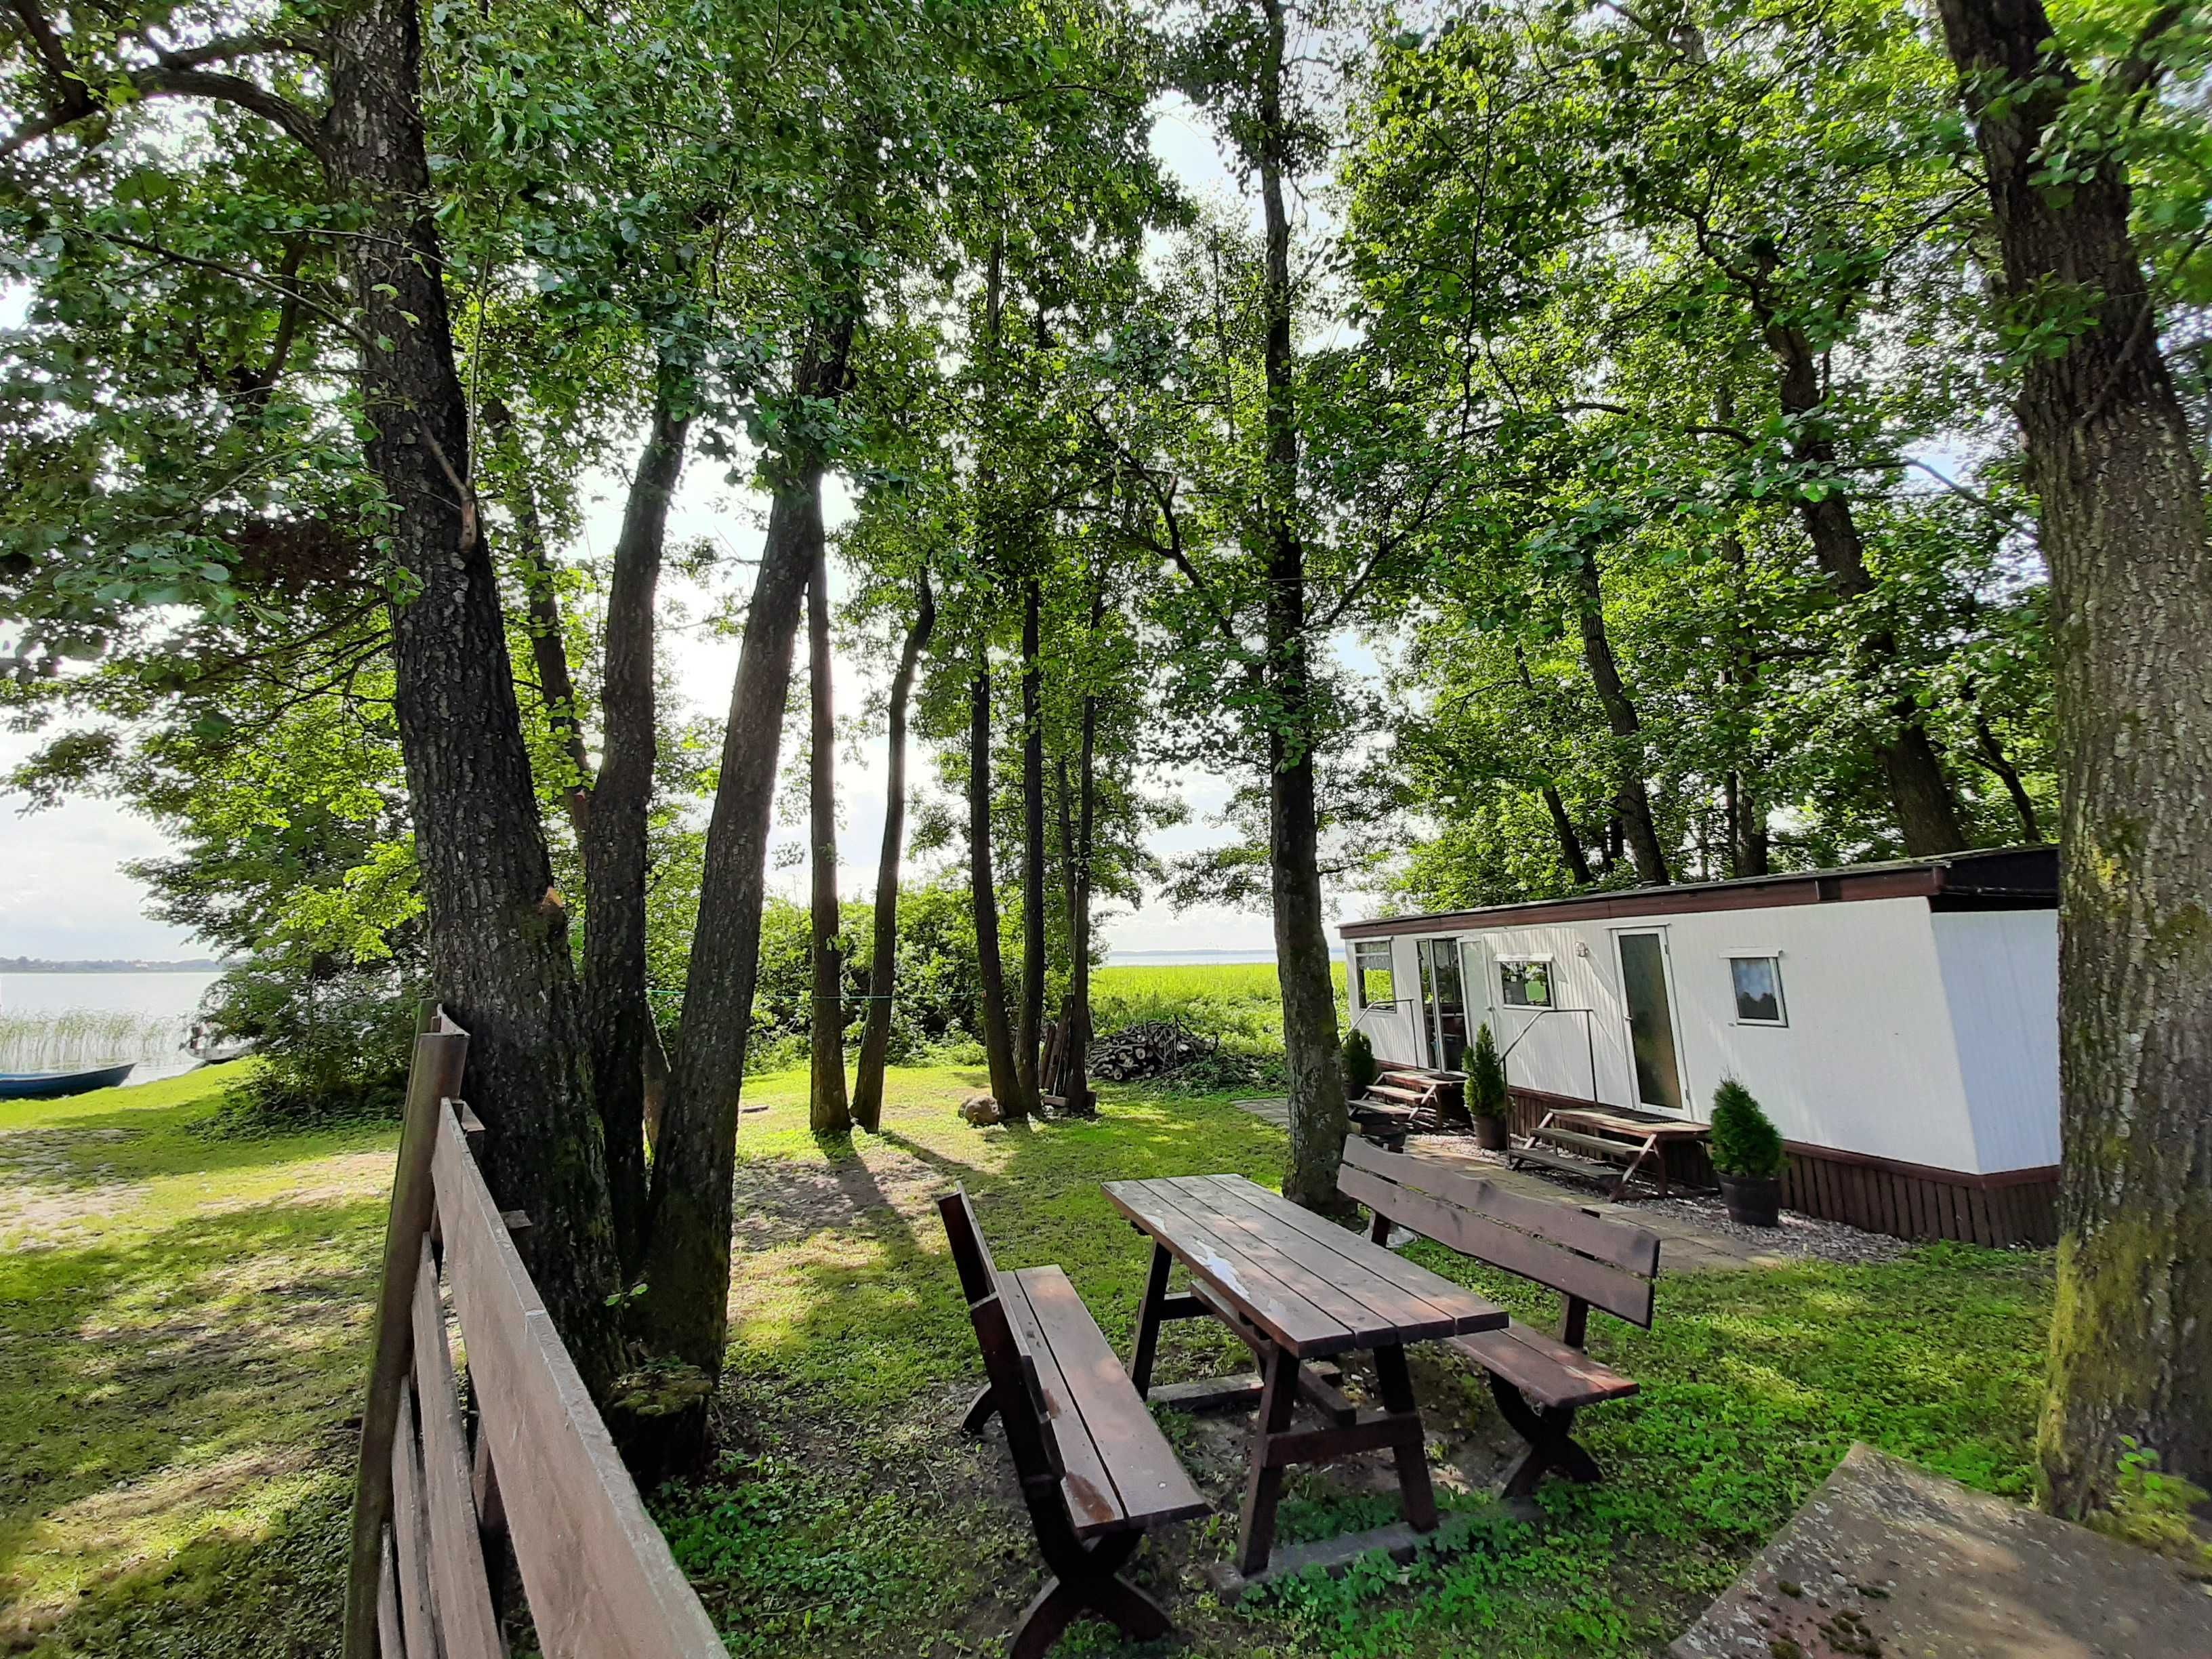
xmin=1415 ymin=937 xmax=1469 ymax=1071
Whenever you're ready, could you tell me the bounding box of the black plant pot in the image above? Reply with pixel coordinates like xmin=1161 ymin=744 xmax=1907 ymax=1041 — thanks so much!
xmin=1718 ymin=1173 xmax=1782 ymax=1227
xmin=1473 ymin=1115 xmax=1510 ymax=1152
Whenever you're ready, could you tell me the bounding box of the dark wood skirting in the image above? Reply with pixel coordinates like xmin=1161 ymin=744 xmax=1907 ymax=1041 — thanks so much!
xmin=1502 ymin=1086 xmax=2055 ymax=1248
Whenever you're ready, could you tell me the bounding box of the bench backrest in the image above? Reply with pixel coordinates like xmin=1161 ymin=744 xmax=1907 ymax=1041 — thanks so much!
xmin=1337 ymin=1136 xmax=1660 ymax=1329
xmin=937 ymin=1186 xmax=1064 ymax=1479
xmin=344 ymin=1006 xmax=727 ymax=1659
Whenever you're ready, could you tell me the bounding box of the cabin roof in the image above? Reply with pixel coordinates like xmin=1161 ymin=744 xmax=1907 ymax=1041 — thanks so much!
xmin=1338 ymin=845 xmax=2058 ymax=941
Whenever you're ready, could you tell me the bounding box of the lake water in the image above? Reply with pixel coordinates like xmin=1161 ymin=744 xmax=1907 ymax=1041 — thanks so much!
xmin=0 ymin=970 xmax=225 ymax=1084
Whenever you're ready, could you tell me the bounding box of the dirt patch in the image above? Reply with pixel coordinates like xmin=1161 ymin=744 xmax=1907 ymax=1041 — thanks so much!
xmin=731 ymin=1143 xmax=948 ymax=1250
xmin=0 ymin=1127 xmax=147 ymax=1248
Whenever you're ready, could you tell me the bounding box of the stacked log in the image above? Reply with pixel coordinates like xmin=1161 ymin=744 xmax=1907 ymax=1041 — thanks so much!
xmin=1088 ymin=1019 xmax=1218 ymax=1082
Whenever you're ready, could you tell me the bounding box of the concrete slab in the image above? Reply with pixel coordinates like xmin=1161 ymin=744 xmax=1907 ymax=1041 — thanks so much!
xmin=1671 ymin=1443 xmax=2212 ymax=1659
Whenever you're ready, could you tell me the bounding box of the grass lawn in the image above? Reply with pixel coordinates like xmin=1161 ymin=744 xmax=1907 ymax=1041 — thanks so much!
xmin=0 ymin=1061 xmax=2054 ymax=1658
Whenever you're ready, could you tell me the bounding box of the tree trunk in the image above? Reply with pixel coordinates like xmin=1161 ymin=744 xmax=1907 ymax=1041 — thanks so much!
xmin=1973 ymin=711 xmax=2043 ymax=842
xmin=581 ymin=364 xmax=689 ymax=1272
xmin=1568 ymin=550 xmax=1672 ymax=885
xmin=638 ymin=319 xmax=852 ymax=1377
xmin=1514 ymin=644 xmax=1593 ymax=884
xmin=852 ymin=573 xmax=935 ymax=1131
xmin=968 ymin=656 xmax=1023 ymax=1111
xmin=1255 ymin=0 xmax=1348 ymax=1210
xmin=1014 ymin=577 xmax=1047 ymax=1115
xmin=1759 ymin=324 xmax=1969 ymax=855
xmin=1938 ymin=0 xmax=2212 ymax=1513
xmin=806 ymin=523 xmax=851 ymax=1134
xmin=484 ymin=399 xmax=592 ymax=835
xmin=1065 ymin=677 xmax=1099 ymax=1115
xmin=325 ymin=0 xmax=623 ymax=1387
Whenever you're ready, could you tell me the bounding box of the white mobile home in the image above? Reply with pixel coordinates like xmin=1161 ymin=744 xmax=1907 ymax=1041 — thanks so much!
xmin=1338 ymin=847 xmax=2060 ymax=1245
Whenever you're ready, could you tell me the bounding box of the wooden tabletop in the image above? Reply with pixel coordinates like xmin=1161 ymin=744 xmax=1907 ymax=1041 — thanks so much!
xmin=1103 ymin=1174 xmax=1507 ymax=1359
xmin=1547 ymin=1107 xmax=1710 ymax=1141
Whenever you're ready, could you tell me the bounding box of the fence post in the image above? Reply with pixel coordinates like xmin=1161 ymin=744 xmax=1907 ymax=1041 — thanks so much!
xmin=341 ymin=1005 xmax=470 ymax=1659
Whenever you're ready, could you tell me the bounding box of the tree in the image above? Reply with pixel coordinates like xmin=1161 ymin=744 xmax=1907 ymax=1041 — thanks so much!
xmin=807 ymin=519 xmax=852 ymax=1133
xmin=1934 ymin=0 xmax=2212 ymax=1512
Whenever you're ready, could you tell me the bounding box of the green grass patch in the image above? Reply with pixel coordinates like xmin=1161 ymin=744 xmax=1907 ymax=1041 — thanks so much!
xmin=0 ymin=1041 xmax=2055 ymax=1659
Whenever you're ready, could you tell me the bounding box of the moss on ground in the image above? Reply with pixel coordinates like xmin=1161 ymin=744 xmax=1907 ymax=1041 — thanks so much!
xmin=1 ymin=1060 xmax=2053 ymax=1659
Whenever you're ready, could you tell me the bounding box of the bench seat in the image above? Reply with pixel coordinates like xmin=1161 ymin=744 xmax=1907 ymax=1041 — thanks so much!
xmin=1000 ymin=1266 xmax=1211 ymax=1538
xmin=1446 ymin=1325 xmax=1638 ymax=1411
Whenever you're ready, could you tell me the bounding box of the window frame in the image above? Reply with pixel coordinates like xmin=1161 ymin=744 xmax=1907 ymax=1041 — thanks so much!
xmin=1726 ymin=952 xmax=1789 ymax=1027
xmin=1351 ymin=940 xmax=1396 ymax=1010
xmin=1496 ymin=955 xmax=1555 ymax=1010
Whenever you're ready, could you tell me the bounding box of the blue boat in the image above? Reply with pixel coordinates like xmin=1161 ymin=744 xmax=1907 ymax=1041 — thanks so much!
xmin=0 ymin=1061 xmax=136 ymax=1100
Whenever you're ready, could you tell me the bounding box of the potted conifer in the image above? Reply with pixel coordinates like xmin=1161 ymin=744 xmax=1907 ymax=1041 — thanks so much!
xmin=1343 ymin=1027 xmax=1379 ymax=1097
xmin=1469 ymin=1022 xmax=1511 ymax=1151
xmin=1709 ymin=1078 xmax=1786 ymax=1227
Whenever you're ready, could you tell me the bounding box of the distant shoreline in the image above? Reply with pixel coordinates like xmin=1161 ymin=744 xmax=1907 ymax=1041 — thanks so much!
xmin=1 ymin=960 xmax=226 ymax=975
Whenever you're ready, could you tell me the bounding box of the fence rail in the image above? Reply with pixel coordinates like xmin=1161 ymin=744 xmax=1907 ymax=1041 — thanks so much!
xmin=342 ymin=1006 xmax=726 ymax=1659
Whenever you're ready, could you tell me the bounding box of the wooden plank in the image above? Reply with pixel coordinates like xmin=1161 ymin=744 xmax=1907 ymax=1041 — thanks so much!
xmin=1342 ymin=1139 xmax=1659 ymax=1273
xmin=1216 ymin=1187 xmax=1527 ymax=1334
xmin=1165 ymin=1176 xmax=1461 ymax=1343
xmin=390 ymin=1379 xmax=438 ymax=1659
xmin=1011 ymin=1267 xmax=1210 ymax=1530
xmin=377 ymin=1532 xmax=403 ymax=1659
xmin=411 ymin=1237 xmax=506 ymax=1659
xmin=1448 ymin=1325 xmax=1637 ymax=1410
xmin=1967 ymin=1185 xmax=1994 ymax=1247
xmin=996 ymin=1270 xmax=1123 ymax=1536
xmin=1141 ymin=1176 xmax=1404 ymax=1347
xmin=1103 ymin=1180 xmax=1353 ymax=1357
xmin=345 ymin=1026 xmax=469 ymax=1659
xmin=1334 ymin=1164 xmax=1654 ymax=1328
xmin=433 ymin=1103 xmax=727 ymax=1659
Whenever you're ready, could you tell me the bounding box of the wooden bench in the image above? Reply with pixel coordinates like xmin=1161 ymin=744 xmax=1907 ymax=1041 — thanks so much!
xmin=939 ymin=1188 xmax=1210 ymax=1658
xmin=1510 ymin=1105 xmax=1710 ymax=1200
xmin=1334 ymin=1137 xmax=1661 ymax=1498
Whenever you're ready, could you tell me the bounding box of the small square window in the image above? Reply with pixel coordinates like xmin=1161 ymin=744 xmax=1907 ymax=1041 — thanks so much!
xmin=1353 ymin=941 xmax=1395 ymax=1008
xmin=1499 ymin=960 xmax=1553 ymax=1008
xmin=1730 ymin=956 xmax=1786 ymax=1025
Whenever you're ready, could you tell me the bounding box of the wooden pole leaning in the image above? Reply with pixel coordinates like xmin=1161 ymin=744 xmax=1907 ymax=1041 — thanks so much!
xmin=342 ymin=1004 xmax=470 ymax=1659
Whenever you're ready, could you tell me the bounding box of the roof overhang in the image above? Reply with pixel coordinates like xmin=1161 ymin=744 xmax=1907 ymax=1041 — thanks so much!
xmin=1338 ymin=846 xmax=2058 ymax=941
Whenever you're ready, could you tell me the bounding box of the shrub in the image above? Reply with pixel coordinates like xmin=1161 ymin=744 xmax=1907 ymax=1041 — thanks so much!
xmin=1342 ymin=1027 xmax=1378 ymax=1094
xmin=1709 ymin=1077 xmax=1785 ymax=1178
xmin=1468 ymin=1022 xmax=1509 ymax=1120
xmin=205 ymin=959 xmax=422 ymax=1122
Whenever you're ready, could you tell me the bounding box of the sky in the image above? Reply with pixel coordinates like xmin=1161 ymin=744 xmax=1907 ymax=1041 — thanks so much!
xmin=0 ymin=98 xmax=1374 ymax=963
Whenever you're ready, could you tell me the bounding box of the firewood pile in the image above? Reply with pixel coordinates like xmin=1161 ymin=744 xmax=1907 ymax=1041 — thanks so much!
xmin=1088 ymin=1018 xmax=1218 ymax=1081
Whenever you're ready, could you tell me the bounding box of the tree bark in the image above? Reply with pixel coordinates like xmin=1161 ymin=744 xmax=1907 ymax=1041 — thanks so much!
xmin=325 ymin=0 xmax=623 ymax=1386
xmin=638 ymin=319 xmax=852 ymax=1377
xmin=852 ymin=573 xmax=935 ymax=1131
xmin=1014 ymin=576 xmax=1047 ymax=1114
xmin=1759 ymin=323 xmax=1969 ymax=855
xmin=484 ymin=399 xmax=592 ymax=836
xmin=1568 ymin=550 xmax=1672 ymax=885
xmin=806 ymin=522 xmax=851 ymax=1133
xmin=1514 ymin=644 xmax=1594 ymax=885
xmin=581 ymin=364 xmax=688 ymax=1272
xmin=1254 ymin=0 xmax=1349 ymax=1210
xmin=1938 ymin=0 xmax=2212 ymax=1513
xmin=968 ymin=655 xmax=1024 ymax=1111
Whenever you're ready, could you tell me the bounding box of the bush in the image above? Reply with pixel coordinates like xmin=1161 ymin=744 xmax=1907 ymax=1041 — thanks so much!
xmin=1469 ymin=1022 xmax=1509 ymax=1120
xmin=1342 ymin=1028 xmax=1378 ymax=1094
xmin=1709 ymin=1077 xmax=1785 ymax=1178
xmin=205 ymin=959 xmax=422 ymax=1122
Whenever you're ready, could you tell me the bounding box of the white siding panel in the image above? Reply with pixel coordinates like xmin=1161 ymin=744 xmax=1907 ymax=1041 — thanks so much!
xmin=1931 ymin=909 xmax=2060 ymax=1172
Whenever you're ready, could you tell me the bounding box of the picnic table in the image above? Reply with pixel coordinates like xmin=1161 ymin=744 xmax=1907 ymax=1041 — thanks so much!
xmin=1102 ymin=1174 xmax=1508 ymax=1577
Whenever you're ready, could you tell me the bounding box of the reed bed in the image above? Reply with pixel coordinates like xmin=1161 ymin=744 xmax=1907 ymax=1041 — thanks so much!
xmin=0 ymin=1010 xmax=182 ymax=1071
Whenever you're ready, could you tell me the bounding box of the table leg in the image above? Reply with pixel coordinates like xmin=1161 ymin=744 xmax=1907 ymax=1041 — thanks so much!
xmin=1127 ymin=1241 xmax=1171 ymax=1397
xmin=1372 ymin=1343 xmax=1437 ymax=1532
xmin=1237 ymin=1344 xmax=1301 ymax=1576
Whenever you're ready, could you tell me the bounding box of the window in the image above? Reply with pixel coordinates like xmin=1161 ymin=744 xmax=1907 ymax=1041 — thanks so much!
xmin=1352 ymin=941 xmax=1395 ymax=1008
xmin=1498 ymin=959 xmax=1553 ymax=1008
xmin=1729 ymin=956 xmax=1787 ymax=1025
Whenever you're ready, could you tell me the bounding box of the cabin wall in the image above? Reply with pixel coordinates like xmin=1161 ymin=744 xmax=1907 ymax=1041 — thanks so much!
xmin=1929 ymin=908 xmax=2061 ymax=1173
xmin=1454 ymin=897 xmax=1986 ymax=1172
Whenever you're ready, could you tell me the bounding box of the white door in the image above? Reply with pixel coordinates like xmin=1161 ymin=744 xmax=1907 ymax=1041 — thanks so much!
xmin=1612 ymin=928 xmax=1689 ymax=1115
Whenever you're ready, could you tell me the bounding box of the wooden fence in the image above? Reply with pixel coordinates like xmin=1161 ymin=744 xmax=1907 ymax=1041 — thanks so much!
xmin=341 ymin=1007 xmax=726 ymax=1659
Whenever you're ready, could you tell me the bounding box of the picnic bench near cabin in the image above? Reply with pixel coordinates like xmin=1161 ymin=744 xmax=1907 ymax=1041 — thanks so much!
xmin=1336 ymin=1135 xmax=1662 ymax=1496
xmin=938 ymin=1188 xmax=1210 ymax=1659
